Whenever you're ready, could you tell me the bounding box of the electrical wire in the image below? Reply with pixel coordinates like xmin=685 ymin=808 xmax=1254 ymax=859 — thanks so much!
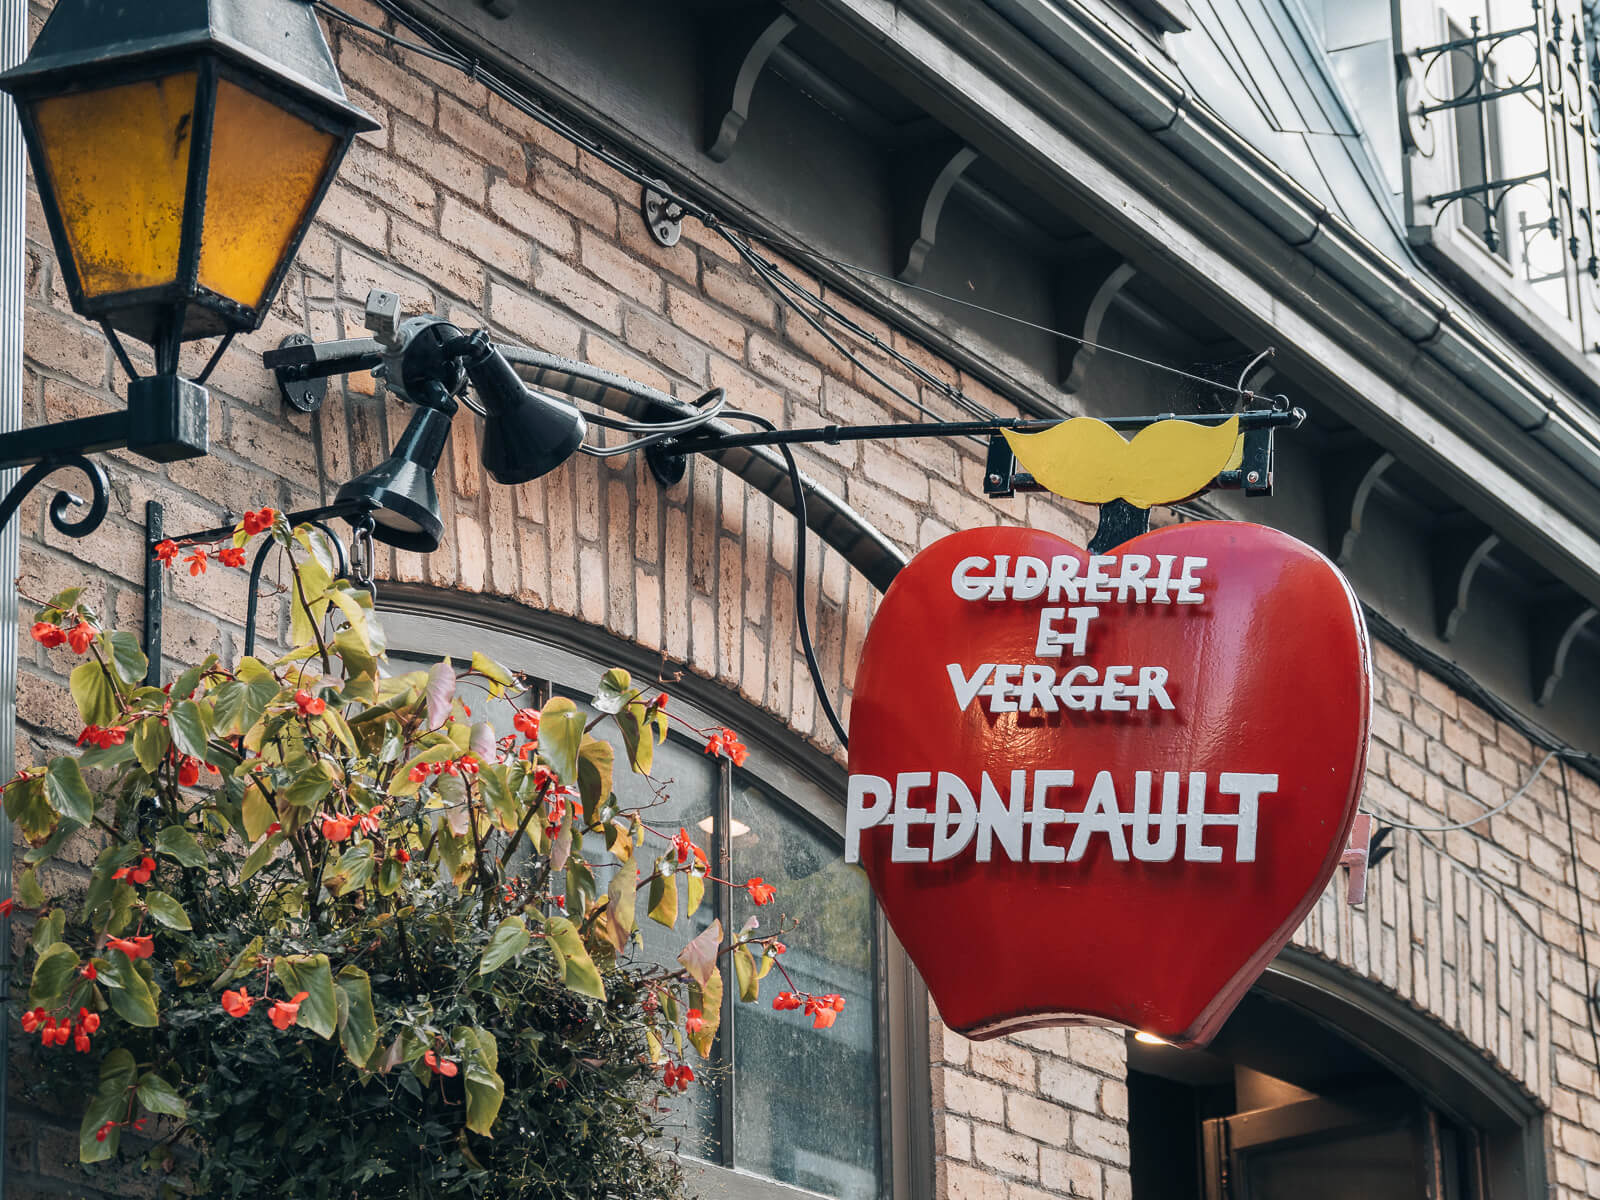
xmin=1365 ymin=749 xmax=1556 ymax=833
xmin=317 ymin=0 xmax=1266 ymax=414
xmin=721 ymin=407 xmax=850 ymax=750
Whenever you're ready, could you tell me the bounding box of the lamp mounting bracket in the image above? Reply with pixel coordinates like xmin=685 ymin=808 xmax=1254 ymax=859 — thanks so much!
xmin=276 ymin=334 xmax=328 ymax=414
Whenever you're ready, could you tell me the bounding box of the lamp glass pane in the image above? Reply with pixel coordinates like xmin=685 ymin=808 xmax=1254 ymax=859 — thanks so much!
xmin=30 ymin=72 xmax=198 ymax=298
xmin=198 ymin=79 xmax=337 ymax=310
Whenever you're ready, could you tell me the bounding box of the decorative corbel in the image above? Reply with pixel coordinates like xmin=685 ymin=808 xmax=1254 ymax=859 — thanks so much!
xmin=1322 ymin=446 xmax=1393 ymax=567
xmin=892 ymin=140 xmax=979 ymax=284
xmin=1430 ymin=518 xmax=1499 ymax=641
xmin=1056 ymin=255 xmax=1137 ymax=393
xmin=703 ymin=6 xmax=796 ymax=163
xmin=1532 ymin=595 xmax=1596 ymax=706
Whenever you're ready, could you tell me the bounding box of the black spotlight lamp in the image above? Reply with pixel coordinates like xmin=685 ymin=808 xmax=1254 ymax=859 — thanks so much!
xmin=334 ymin=406 xmax=451 ymax=554
xmin=0 ymin=0 xmax=378 ymax=471
xmin=457 ymin=332 xmax=588 ymax=485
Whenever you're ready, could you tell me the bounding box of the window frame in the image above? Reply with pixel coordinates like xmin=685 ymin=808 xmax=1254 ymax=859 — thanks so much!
xmin=1397 ymin=0 xmax=1600 ymax=375
xmin=378 ymin=595 xmax=932 ymax=1200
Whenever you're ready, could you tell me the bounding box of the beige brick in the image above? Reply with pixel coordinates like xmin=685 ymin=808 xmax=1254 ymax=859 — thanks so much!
xmin=971 ymin=1039 xmax=1036 ymax=1089
xmin=342 ymin=140 xmax=437 ymax=225
xmin=972 ymin=1123 xmax=1037 ymax=1179
xmin=533 ymin=160 xmax=619 ymax=235
xmin=943 ymin=1071 xmax=1006 ymax=1125
xmin=1072 ymin=1112 xmax=1129 ymax=1166
xmin=339 ymin=39 xmax=436 ymax=124
xmin=1038 ymin=1057 xmax=1100 ymax=1112
xmin=439 ymin=197 xmax=530 ymax=277
xmin=582 ymin=229 xmax=664 ymax=308
xmin=488 ymin=178 xmax=578 ymax=255
xmin=944 ymin=1161 xmax=1008 ymax=1200
xmin=534 ymin=251 xmax=621 ymax=332
xmin=1007 ymin=1093 xmax=1072 ymax=1147
xmin=1040 ymin=1148 xmax=1101 ymax=1198
xmin=941 ymin=1114 xmax=972 ymax=1162
xmin=487 ymin=281 xmax=583 ymax=358
xmin=439 ymin=94 xmax=526 ymax=182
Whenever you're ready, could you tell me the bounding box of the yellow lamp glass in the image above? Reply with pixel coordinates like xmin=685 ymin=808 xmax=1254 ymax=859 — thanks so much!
xmin=29 ymin=72 xmax=199 ymax=298
xmin=198 ymin=79 xmax=337 ymax=310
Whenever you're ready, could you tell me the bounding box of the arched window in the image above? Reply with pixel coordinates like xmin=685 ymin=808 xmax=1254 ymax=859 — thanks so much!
xmin=381 ymin=603 xmax=931 ymax=1200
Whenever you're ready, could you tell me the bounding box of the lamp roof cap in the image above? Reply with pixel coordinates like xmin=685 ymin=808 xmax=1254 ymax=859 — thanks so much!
xmin=0 ymin=0 xmax=379 ymax=132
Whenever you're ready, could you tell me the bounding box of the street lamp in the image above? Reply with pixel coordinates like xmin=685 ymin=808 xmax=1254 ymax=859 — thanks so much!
xmin=0 ymin=0 xmax=377 ymax=533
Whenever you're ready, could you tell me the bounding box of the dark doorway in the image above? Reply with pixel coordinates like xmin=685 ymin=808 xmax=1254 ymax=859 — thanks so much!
xmin=1128 ymin=991 xmax=1485 ymax=1200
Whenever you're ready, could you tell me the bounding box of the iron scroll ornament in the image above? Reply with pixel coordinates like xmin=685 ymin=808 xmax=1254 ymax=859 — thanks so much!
xmin=0 ymin=454 xmax=111 ymax=542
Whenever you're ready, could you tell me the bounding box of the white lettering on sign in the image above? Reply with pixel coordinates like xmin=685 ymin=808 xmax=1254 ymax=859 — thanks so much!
xmin=851 ymin=550 xmax=1287 ymax=869
xmin=844 ymin=771 xmax=1278 ymax=865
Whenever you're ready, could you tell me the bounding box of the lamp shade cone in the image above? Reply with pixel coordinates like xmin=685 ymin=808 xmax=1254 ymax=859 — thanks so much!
xmin=463 ymin=342 xmax=587 ymax=485
xmin=335 ymin=406 xmax=449 ymax=553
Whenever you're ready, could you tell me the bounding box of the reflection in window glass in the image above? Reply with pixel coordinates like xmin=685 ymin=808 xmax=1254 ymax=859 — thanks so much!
xmin=730 ymin=775 xmax=880 ymax=1200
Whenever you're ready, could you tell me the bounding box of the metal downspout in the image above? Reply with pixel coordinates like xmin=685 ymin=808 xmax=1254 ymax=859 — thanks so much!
xmin=0 ymin=0 xmax=23 ymax=1190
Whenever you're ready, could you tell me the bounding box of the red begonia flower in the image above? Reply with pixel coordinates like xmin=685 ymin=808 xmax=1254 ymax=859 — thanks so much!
xmin=66 ymin=621 xmax=96 ymax=654
xmin=268 ymin=991 xmax=309 ymax=1030
xmin=221 ymin=988 xmax=254 ymax=1018
xmin=106 ymin=935 xmax=154 ymax=959
xmin=685 ymin=1008 xmax=705 ymax=1034
xmin=745 ymin=878 xmax=776 ymax=906
xmin=218 ymin=547 xmax=247 ymax=568
xmin=30 ymin=621 xmax=66 ymax=648
xmin=153 ymin=539 xmax=180 ymax=568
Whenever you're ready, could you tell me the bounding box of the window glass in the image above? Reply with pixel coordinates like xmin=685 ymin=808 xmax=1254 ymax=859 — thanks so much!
xmin=386 ymin=646 xmax=884 ymax=1197
xmin=730 ymin=774 xmax=881 ymax=1200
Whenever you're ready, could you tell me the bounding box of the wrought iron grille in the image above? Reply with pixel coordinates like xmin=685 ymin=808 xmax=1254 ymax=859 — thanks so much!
xmin=1410 ymin=0 xmax=1600 ymax=344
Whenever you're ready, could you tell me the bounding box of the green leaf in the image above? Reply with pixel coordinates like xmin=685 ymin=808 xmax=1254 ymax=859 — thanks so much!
xmin=734 ymin=944 xmax=760 ymax=1002
xmin=30 ymin=942 xmax=80 ymax=1007
xmin=686 ymin=872 xmax=705 ymax=919
xmin=577 ymin=739 xmax=614 ymax=827
xmin=135 ymin=1072 xmax=187 ymax=1119
xmin=324 ymin=584 xmax=372 ymax=653
xmin=335 ymin=967 xmax=378 ymax=1068
xmin=212 ymin=936 xmax=263 ymax=991
xmin=32 ymin=910 xmax=65 ymax=954
xmin=377 ymin=855 xmax=404 ymax=896
xmin=155 ymin=825 xmax=206 ymax=868
xmin=479 ymin=916 xmax=530 ymax=975
xmin=565 ymin=858 xmax=596 ymax=916
xmin=618 ymin=701 xmax=654 ymax=776
xmin=69 ymin=660 xmax=118 ymax=727
xmin=213 ymin=675 xmax=278 ymax=737
xmin=168 ymin=699 xmax=210 ymax=760
xmin=594 ymin=667 xmax=633 ymax=714
xmin=687 ymin=971 xmax=723 ymax=1058
xmin=274 ymin=953 xmax=338 ymax=1039
xmin=540 ymin=697 xmax=584 ymax=784
xmin=425 ymin=661 xmax=456 ymax=729
xmin=3 ymin=776 xmax=53 ymax=841
xmin=284 ymin=764 xmax=333 ymax=809
xmin=241 ymin=784 xmax=274 ymax=842
xmin=16 ymin=867 xmax=45 ymax=909
xmin=240 ymin=832 xmax=284 ymax=881
xmin=457 ymin=1026 xmax=505 ymax=1136
xmin=131 ymin=716 xmax=170 ymax=773
xmin=333 ymin=626 xmax=377 ymax=681
xmin=677 ymin=919 xmax=722 ymax=987
xmin=647 ymin=870 xmax=678 ymax=929
xmin=100 ymin=953 xmax=159 ymax=1027
xmin=329 ymin=844 xmax=374 ymax=897
xmin=43 ymin=757 xmax=93 ymax=825
xmin=479 ymin=764 xmax=519 ymax=831
xmin=145 ymin=891 xmax=192 ymax=930
xmin=106 ymin=631 xmax=148 ymax=689
xmin=544 ymin=915 xmax=605 ymax=1000
xmin=470 ymin=651 xmax=514 ymax=691
xmin=79 ymin=1049 xmax=136 ymax=1163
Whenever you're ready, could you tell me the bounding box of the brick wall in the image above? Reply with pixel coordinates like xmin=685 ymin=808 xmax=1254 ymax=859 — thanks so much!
xmin=10 ymin=1 xmax=1600 ymax=1197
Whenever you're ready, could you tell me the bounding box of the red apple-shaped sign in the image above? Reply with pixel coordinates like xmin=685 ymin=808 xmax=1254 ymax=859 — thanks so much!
xmin=846 ymin=522 xmax=1370 ymax=1046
